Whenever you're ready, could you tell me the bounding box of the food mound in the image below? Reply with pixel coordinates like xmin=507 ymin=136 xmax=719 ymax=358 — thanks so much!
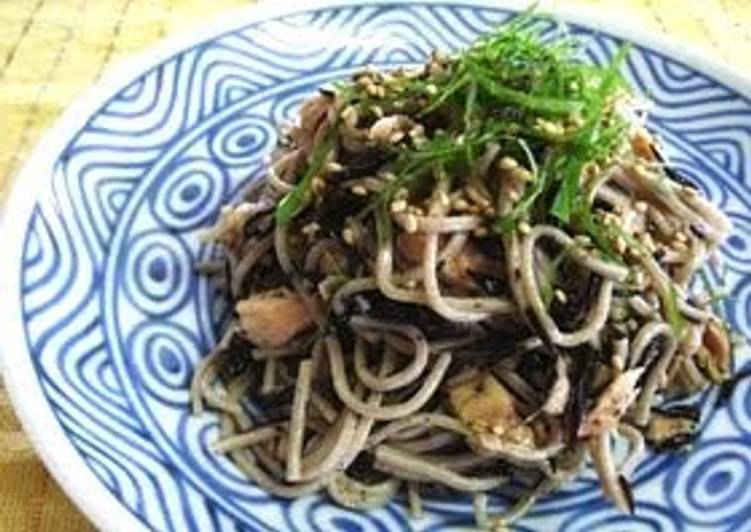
xmin=193 ymin=13 xmax=733 ymax=528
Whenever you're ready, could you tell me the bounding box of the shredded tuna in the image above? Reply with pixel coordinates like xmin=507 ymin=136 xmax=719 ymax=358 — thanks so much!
xmin=236 ymin=288 xmax=315 ymax=348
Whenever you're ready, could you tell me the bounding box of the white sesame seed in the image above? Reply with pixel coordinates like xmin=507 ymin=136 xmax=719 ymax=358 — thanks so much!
xmin=634 ymin=201 xmax=648 ymax=213
xmin=425 ymin=84 xmax=438 ymax=95
xmin=302 ymin=222 xmax=320 ymax=236
xmin=453 ymin=198 xmax=470 ymax=212
xmin=554 ymin=289 xmax=568 ymax=304
xmin=615 ymin=237 xmax=627 ymax=254
xmin=351 ymin=185 xmax=368 ymax=196
xmin=403 ymin=214 xmax=418 ymax=233
xmin=342 ymin=228 xmax=356 ymax=245
xmin=409 ymin=124 xmax=426 ymax=139
xmin=325 ymin=161 xmax=343 ymax=173
xmin=437 ymin=191 xmax=450 ymax=209
xmin=390 ymin=199 xmax=407 ymax=213
xmin=312 ymin=176 xmax=326 ymax=193
xmin=499 ymin=156 xmax=518 ymax=170
xmin=514 ymin=168 xmax=533 ymax=182
xmin=381 ymin=171 xmax=397 ymax=182
xmin=390 ymin=131 xmax=405 ymax=144
xmin=341 ymin=106 xmax=358 ymax=127
xmin=518 ymin=221 xmax=531 ymax=234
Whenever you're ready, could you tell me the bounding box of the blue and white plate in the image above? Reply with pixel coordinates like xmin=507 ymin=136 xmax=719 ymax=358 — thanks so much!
xmin=2 ymin=1 xmax=750 ymax=530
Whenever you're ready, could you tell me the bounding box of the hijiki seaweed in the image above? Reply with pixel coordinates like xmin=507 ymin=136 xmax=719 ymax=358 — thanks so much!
xmin=193 ymin=10 xmax=735 ymax=528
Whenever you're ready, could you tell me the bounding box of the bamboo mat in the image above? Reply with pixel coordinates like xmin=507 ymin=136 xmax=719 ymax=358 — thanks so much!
xmin=0 ymin=0 xmax=749 ymax=530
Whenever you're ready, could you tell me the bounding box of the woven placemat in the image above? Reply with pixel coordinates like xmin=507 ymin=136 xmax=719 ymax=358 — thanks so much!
xmin=1 ymin=0 xmax=749 ymax=529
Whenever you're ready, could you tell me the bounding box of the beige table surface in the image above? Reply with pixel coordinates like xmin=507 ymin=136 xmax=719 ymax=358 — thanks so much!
xmin=1 ymin=0 xmax=749 ymax=530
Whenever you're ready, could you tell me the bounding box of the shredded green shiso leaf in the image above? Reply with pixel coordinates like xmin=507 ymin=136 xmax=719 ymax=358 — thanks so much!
xmin=276 ymin=9 xmax=632 ymax=258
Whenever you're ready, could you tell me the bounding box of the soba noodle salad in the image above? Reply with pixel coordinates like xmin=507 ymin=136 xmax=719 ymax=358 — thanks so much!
xmin=193 ymin=12 xmax=734 ymax=528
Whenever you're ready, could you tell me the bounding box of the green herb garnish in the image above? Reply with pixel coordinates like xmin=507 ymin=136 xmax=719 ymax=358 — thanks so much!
xmin=275 ymin=136 xmax=333 ymax=225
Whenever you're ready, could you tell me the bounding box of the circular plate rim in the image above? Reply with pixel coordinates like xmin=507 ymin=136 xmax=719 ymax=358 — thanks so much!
xmin=1 ymin=1 xmax=749 ymax=530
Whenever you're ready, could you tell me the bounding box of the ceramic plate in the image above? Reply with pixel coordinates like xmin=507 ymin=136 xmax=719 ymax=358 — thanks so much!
xmin=3 ymin=1 xmax=750 ymax=530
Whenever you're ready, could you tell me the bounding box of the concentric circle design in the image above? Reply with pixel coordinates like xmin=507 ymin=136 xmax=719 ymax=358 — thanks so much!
xmin=122 ymin=230 xmax=192 ymax=317
xmin=558 ymin=502 xmax=681 ymax=532
xmin=665 ymin=437 xmax=751 ymax=526
xmin=284 ymin=497 xmax=410 ymax=532
xmin=208 ymin=114 xmax=275 ymax=168
xmin=9 ymin=2 xmax=751 ymax=531
xmin=152 ymin=158 xmax=228 ymax=230
xmin=721 ymin=212 xmax=751 ymax=271
xmin=126 ymin=321 xmax=201 ymax=404
xmin=729 ymin=363 xmax=751 ymax=439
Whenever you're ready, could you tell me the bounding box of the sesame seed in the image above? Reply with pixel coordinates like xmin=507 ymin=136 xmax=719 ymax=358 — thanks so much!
xmin=425 ymin=84 xmax=438 ymax=95
xmin=518 ymin=221 xmax=531 ymax=234
xmin=302 ymin=222 xmax=320 ymax=236
xmin=437 ymin=191 xmax=450 ymax=209
xmin=634 ymin=201 xmax=648 ymax=213
xmin=311 ymin=176 xmax=326 ymax=193
xmin=453 ymin=198 xmax=470 ymax=212
xmin=371 ymin=106 xmax=384 ymax=118
xmin=351 ymin=185 xmax=368 ymax=196
xmin=466 ymin=186 xmax=490 ymax=208
xmin=615 ymin=237 xmax=627 ymax=254
xmin=390 ymin=199 xmax=407 ymax=213
xmin=390 ymin=131 xmax=405 ymax=144
xmin=381 ymin=171 xmax=397 ymax=182
xmin=409 ymin=124 xmax=426 ymax=139
xmin=675 ymin=231 xmax=687 ymax=243
xmin=405 ymin=280 xmax=418 ymax=289
xmin=499 ymin=156 xmax=518 ymax=170
xmin=514 ymin=168 xmax=533 ymax=182
xmin=403 ymin=214 xmax=418 ymax=233
xmin=366 ymin=84 xmax=379 ymax=97
xmin=342 ymin=228 xmax=356 ymax=245
xmin=325 ymin=161 xmax=343 ymax=173
xmin=341 ymin=106 xmax=358 ymax=127
xmin=672 ymin=240 xmax=687 ymax=252
xmin=554 ymin=289 xmax=568 ymax=304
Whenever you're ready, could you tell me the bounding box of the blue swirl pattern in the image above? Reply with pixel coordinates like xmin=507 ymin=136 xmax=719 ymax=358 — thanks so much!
xmin=17 ymin=3 xmax=751 ymax=531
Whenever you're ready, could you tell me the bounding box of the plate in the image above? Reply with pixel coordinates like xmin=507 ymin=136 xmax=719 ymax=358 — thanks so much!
xmin=2 ymin=1 xmax=750 ymax=530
